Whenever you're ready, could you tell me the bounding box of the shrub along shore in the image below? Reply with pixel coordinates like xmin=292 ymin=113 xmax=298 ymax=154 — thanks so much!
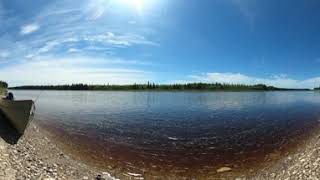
xmin=0 ymin=81 xmax=8 ymax=95
xmin=0 ymin=81 xmax=7 ymax=89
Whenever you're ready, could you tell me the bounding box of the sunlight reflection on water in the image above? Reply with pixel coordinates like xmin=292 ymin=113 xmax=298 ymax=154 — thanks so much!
xmin=12 ymin=90 xmax=320 ymax=178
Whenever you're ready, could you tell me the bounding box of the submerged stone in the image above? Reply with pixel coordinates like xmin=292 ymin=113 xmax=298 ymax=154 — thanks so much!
xmin=216 ymin=167 xmax=232 ymax=173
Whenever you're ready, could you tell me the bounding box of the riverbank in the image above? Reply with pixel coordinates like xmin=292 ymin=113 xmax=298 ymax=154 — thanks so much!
xmin=253 ymin=126 xmax=320 ymax=179
xmin=0 ymin=121 xmax=320 ymax=179
xmin=0 ymin=123 xmax=117 ymax=180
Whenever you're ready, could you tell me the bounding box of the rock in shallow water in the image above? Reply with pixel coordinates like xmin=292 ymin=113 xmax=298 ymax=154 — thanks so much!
xmin=216 ymin=167 xmax=232 ymax=173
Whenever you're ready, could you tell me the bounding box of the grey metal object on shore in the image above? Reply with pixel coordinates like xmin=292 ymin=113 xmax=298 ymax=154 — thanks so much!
xmin=0 ymin=99 xmax=35 ymax=134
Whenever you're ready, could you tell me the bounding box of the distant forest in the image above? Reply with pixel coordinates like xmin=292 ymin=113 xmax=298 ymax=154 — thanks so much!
xmin=10 ymin=83 xmax=311 ymax=91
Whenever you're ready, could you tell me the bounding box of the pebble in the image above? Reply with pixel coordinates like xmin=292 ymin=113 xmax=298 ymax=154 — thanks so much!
xmin=43 ymin=178 xmax=56 ymax=180
xmin=216 ymin=167 xmax=232 ymax=173
xmin=96 ymin=174 xmax=104 ymax=180
xmin=0 ymin=144 xmax=5 ymax=150
xmin=1 ymin=123 xmax=320 ymax=179
xmin=0 ymin=124 xmax=117 ymax=180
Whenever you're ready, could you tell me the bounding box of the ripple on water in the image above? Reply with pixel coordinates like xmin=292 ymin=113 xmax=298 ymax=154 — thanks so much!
xmin=12 ymin=90 xmax=320 ymax=178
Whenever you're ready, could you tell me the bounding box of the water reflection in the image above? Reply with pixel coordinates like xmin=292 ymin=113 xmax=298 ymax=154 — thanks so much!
xmin=12 ymin=90 xmax=320 ymax=178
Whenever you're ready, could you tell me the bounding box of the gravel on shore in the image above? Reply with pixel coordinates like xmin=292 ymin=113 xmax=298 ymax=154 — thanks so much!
xmin=252 ymin=128 xmax=320 ymax=180
xmin=0 ymin=123 xmax=118 ymax=180
xmin=0 ymin=120 xmax=320 ymax=180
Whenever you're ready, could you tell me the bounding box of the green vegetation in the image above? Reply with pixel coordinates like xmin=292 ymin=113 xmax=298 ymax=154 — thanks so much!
xmin=0 ymin=81 xmax=8 ymax=88
xmin=0 ymin=80 xmax=8 ymax=95
xmin=315 ymin=86 xmax=320 ymax=90
xmin=10 ymin=83 xmax=310 ymax=91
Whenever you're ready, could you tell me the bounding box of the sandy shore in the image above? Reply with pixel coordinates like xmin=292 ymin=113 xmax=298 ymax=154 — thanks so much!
xmin=0 ymin=120 xmax=320 ymax=180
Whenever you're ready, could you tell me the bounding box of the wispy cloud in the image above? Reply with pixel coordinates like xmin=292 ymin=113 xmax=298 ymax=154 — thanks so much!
xmin=68 ymin=48 xmax=80 ymax=53
xmin=1 ymin=1 xmax=157 ymax=61
xmin=0 ymin=56 xmax=151 ymax=86
xmin=29 ymin=55 xmax=151 ymax=66
xmin=0 ymin=0 xmax=159 ymax=85
xmin=232 ymin=0 xmax=258 ymax=29
xmin=81 ymin=32 xmax=158 ymax=47
xmin=128 ymin=21 xmax=137 ymax=24
xmin=20 ymin=31 xmax=157 ymax=59
xmin=85 ymin=0 xmax=108 ymax=20
xmin=184 ymin=72 xmax=320 ymax=89
xmin=20 ymin=23 xmax=40 ymax=35
xmin=88 ymin=6 xmax=105 ymax=20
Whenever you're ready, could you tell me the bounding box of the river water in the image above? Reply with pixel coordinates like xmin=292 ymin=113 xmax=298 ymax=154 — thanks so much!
xmin=12 ymin=90 xmax=320 ymax=179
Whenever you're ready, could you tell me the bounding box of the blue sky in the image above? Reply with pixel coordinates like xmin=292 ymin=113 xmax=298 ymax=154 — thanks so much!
xmin=1 ymin=0 xmax=320 ymax=88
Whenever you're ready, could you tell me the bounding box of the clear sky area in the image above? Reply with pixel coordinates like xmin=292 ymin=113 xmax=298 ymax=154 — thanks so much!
xmin=1 ymin=0 xmax=320 ymax=88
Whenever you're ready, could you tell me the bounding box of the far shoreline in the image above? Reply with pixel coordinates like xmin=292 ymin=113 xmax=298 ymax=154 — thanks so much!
xmin=8 ymin=83 xmax=313 ymax=92
xmin=9 ymin=89 xmax=312 ymax=92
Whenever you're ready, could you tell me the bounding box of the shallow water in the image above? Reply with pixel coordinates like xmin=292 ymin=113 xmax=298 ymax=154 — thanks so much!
xmin=12 ymin=90 xmax=320 ymax=178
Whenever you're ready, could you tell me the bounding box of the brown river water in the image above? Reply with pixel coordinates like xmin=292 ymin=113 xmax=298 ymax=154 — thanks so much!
xmin=13 ymin=90 xmax=320 ymax=179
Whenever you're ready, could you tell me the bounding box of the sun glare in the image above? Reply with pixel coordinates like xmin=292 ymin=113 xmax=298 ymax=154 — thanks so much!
xmin=120 ymin=0 xmax=145 ymax=14
xmin=133 ymin=0 xmax=144 ymax=12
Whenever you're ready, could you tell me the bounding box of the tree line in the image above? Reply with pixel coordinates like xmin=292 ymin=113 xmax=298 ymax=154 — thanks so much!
xmin=9 ymin=82 xmax=310 ymax=91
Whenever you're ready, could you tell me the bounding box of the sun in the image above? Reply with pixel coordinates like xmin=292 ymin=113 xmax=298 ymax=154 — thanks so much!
xmin=120 ymin=0 xmax=145 ymax=13
xmin=132 ymin=0 xmax=144 ymax=12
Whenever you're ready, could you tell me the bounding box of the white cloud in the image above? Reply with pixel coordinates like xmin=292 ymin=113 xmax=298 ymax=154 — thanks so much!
xmin=82 ymin=32 xmax=158 ymax=47
xmin=24 ymin=31 xmax=157 ymax=58
xmin=85 ymin=0 xmax=108 ymax=20
xmin=25 ymin=54 xmax=35 ymax=59
xmin=128 ymin=21 xmax=137 ymax=24
xmin=68 ymin=48 xmax=80 ymax=53
xmin=38 ymin=41 xmax=60 ymax=53
xmin=20 ymin=23 xmax=40 ymax=35
xmin=29 ymin=55 xmax=150 ymax=66
xmin=0 ymin=0 xmax=158 ymax=65
xmin=190 ymin=73 xmax=251 ymax=84
xmin=186 ymin=72 xmax=320 ymax=89
xmin=89 ymin=6 xmax=105 ymax=20
xmin=0 ymin=51 xmax=9 ymax=58
xmin=0 ymin=56 xmax=151 ymax=86
xmin=271 ymin=73 xmax=288 ymax=79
